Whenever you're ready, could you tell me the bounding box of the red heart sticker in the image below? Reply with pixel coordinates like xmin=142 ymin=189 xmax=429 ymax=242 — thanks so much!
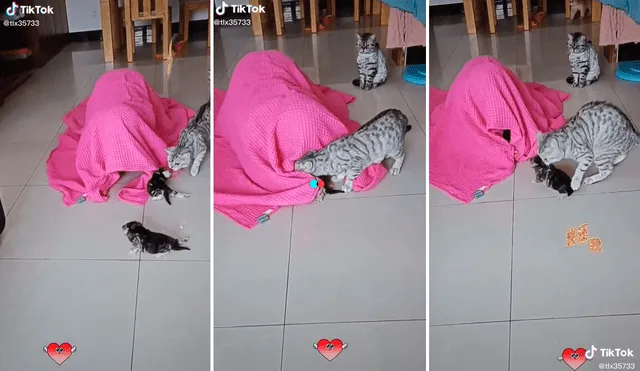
xmin=44 ymin=342 xmax=75 ymax=365
xmin=561 ymin=348 xmax=587 ymax=370
xmin=314 ymin=339 xmax=346 ymax=361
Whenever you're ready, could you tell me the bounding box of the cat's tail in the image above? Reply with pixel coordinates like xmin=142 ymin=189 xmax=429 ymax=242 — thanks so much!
xmin=352 ymin=78 xmax=360 ymax=87
xmin=163 ymin=190 xmax=172 ymax=206
xmin=172 ymin=244 xmax=191 ymax=251
xmin=406 ymin=125 xmax=412 ymax=133
xmin=566 ymin=76 xmax=574 ymax=85
xmin=325 ymin=188 xmax=344 ymax=195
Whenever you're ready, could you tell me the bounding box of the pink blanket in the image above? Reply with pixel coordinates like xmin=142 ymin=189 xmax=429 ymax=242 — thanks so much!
xmin=47 ymin=69 xmax=194 ymax=206
xmin=430 ymin=56 xmax=570 ymax=203
xmin=214 ymin=51 xmax=386 ymax=229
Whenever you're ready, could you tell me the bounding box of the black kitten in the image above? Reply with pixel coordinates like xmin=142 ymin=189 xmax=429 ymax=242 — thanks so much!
xmin=147 ymin=169 xmax=190 ymax=205
xmin=317 ymin=175 xmax=345 ymax=195
xmin=531 ymin=155 xmax=574 ymax=196
xmin=122 ymin=221 xmax=190 ymax=256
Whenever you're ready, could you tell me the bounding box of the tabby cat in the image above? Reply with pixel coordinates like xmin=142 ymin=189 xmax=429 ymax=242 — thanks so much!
xmin=147 ymin=169 xmax=190 ymax=205
xmin=566 ymin=32 xmax=600 ymax=88
xmin=538 ymin=101 xmax=640 ymax=191
xmin=166 ymin=100 xmax=211 ymax=176
xmin=295 ymin=108 xmax=411 ymax=193
xmin=352 ymin=33 xmax=388 ymax=91
xmin=122 ymin=221 xmax=190 ymax=256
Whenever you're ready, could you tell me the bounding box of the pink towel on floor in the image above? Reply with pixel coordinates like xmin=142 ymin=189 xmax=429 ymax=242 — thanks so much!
xmin=214 ymin=51 xmax=387 ymax=229
xmin=46 ymin=69 xmax=194 ymax=206
xmin=430 ymin=56 xmax=570 ymax=204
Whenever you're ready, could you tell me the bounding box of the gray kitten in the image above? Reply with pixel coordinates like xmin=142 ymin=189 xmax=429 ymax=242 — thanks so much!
xmin=538 ymin=101 xmax=639 ymax=191
xmin=122 ymin=221 xmax=190 ymax=256
xmin=352 ymin=33 xmax=388 ymax=91
xmin=295 ymin=108 xmax=411 ymax=193
xmin=166 ymin=100 xmax=211 ymax=176
xmin=566 ymin=32 xmax=600 ymax=88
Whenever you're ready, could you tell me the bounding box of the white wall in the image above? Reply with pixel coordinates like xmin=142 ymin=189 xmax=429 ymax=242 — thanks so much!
xmin=66 ymin=0 xmax=209 ymax=33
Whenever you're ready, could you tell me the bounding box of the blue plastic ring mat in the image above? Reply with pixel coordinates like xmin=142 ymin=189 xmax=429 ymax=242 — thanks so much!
xmin=403 ymin=64 xmax=426 ymax=86
xmin=616 ymin=61 xmax=640 ymax=82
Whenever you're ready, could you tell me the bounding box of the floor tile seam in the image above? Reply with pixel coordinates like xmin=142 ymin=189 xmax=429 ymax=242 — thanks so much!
xmin=215 ymin=318 xmax=426 ymax=330
xmin=129 ymin=258 xmax=142 ymax=371
xmin=321 ymin=192 xmax=426 ymax=204
xmin=280 ymin=207 xmax=295 ymax=371
xmin=430 ymin=312 xmax=640 ymax=327
xmin=397 ymin=88 xmax=427 ymax=136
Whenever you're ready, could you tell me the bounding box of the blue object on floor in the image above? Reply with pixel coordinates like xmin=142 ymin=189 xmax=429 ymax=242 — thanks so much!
xmin=403 ymin=64 xmax=426 ymax=86
xmin=616 ymin=60 xmax=640 ymax=82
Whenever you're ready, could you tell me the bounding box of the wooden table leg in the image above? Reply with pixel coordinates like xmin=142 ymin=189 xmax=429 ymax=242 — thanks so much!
xmin=365 ymin=0 xmax=371 ymax=14
xmin=274 ymin=0 xmax=284 ymax=36
xmin=310 ymin=0 xmax=319 ymax=33
xmin=372 ymin=0 xmax=380 ymax=14
xmin=565 ymin=0 xmax=570 ymax=18
xmin=354 ymin=0 xmax=360 ymax=22
xmin=100 ymin=0 xmax=115 ymax=63
xmin=249 ymin=0 xmax=263 ymax=36
xmin=511 ymin=0 xmax=517 ymax=15
xmin=591 ymin=0 xmax=601 ymax=22
xmin=380 ymin=2 xmax=389 ymax=26
xmin=522 ymin=0 xmax=530 ymax=30
xmin=463 ymin=0 xmax=477 ymax=34
xmin=486 ymin=0 xmax=496 ymax=33
xmin=300 ymin=0 xmax=305 ymax=19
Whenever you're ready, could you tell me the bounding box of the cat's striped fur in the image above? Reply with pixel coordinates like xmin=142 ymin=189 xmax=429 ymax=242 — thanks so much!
xmin=166 ymin=100 xmax=211 ymax=176
xmin=538 ymin=101 xmax=640 ymax=191
xmin=352 ymin=33 xmax=388 ymax=91
xmin=295 ymin=109 xmax=411 ymax=193
xmin=566 ymin=32 xmax=600 ymax=88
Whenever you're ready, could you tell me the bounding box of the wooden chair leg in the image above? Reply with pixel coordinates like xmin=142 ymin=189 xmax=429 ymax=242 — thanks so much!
xmin=486 ymin=0 xmax=496 ymax=33
xmin=151 ymin=20 xmax=158 ymax=44
xmin=380 ymin=2 xmax=389 ymax=25
xmin=162 ymin=15 xmax=170 ymax=59
xmin=183 ymin=9 xmax=190 ymax=41
xmin=310 ymin=0 xmax=319 ymax=32
xmin=207 ymin=16 xmax=210 ymax=48
xmin=354 ymin=0 xmax=360 ymax=21
xmin=463 ymin=0 xmax=477 ymax=34
xmin=249 ymin=0 xmax=263 ymax=35
xmin=179 ymin=3 xmax=185 ymax=36
xmin=300 ymin=0 xmax=305 ymax=18
xmin=274 ymin=0 xmax=284 ymax=35
xmin=365 ymin=0 xmax=371 ymax=14
xmin=591 ymin=0 xmax=601 ymax=22
xmin=523 ymin=0 xmax=530 ymax=30
xmin=565 ymin=0 xmax=570 ymax=18
xmin=125 ymin=21 xmax=135 ymax=62
xmin=511 ymin=0 xmax=517 ymax=15
xmin=372 ymin=0 xmax=380 ymax=14
xmin=330 ymin=0 xmax=336 ymax=17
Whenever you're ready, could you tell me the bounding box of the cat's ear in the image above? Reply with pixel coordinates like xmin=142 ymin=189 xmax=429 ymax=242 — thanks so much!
xmin=578 ymin=33 xmax=587 ymax=42
xmin=567 ymin=33 xmax=574 ymax=41
xmin=369 ymin=33 xmax=377 ymax=41
xmin=165 ymin=147 xmax=175 ymax=156
xmin=356 ymin=33 xmax=363 ymax=40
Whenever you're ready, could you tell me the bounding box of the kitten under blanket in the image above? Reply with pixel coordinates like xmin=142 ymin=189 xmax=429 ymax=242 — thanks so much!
xmin=531 ymin=155 xmax=574 ymax=197
xmin=122 ymin=221 xmax=190 ymax=256
xmin=147 ymin=169 xmax=190 ymax=205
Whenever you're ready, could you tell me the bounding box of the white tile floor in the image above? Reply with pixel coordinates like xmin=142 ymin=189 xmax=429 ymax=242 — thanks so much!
xmin=430 ymin=14 xmax=640 ymax=371
xmin=213 ymin=20 xmax=427 ymax=370
xmin=0 ymin=41 xmax=210 ymax=370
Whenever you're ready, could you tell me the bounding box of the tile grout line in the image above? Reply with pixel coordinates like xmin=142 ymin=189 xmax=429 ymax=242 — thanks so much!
xmin=216 ymin=317 xmax=427 ymax=329
xmin=279 ymin=207 xmax=295 ymax=371
xmin=129 ymin=206 xmax=144 ymax=371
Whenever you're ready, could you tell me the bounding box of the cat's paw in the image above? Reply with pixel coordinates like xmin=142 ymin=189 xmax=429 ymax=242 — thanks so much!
xmin=129 ymin=248 xmax=140 ymax=255
xmin=314 ymin=188 xmax=327 ymax=203
xmin=189 ymin=167 xmax=200 ymax=177
xmin=364 ymin=84 xmax=373 ymax=91
xmin=584 ymin=176 xmax=597 ymax=185
xmin=571 ymin=179 xmax=582 ymax=190
xmin=390 ymin=167 xmax=401 ymax=176
xmin=341 ymin=183 xmax=354 ymax=193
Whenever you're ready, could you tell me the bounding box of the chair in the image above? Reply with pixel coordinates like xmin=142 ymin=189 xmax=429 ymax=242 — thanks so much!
xmin=354 ymin=0 xmax=381 ymax=22
xmin=123 ymin=0 xmax=172 ymax=62
xmin=179 ymin=0 xmax=211 ymax=48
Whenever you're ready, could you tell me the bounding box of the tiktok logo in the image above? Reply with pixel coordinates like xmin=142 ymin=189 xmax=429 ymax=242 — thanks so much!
xmin=6 ymin=2 xmax=19 ymax=16
xmin=215 ymin=1 xmax=228 ymax=16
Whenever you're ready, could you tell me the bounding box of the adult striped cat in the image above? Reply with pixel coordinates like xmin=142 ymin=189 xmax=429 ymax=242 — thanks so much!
xmin=538 ymin=101 xmax=640 ymax=191
xmin=351 ymin=33 xmax=388 ymax=91
xmin=295 ymin=108 xmax=411 ymax=193
xmin=166 ymin=100 xmax=211 ymax=176
xmin=566 ymin=32 xmax=600 ymax=88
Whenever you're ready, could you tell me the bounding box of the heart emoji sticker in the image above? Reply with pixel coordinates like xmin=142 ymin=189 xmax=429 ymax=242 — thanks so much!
xmin=44 ymin=342 xmax=76 ymax=365
xmin=314 ymin=339 xmax=347 ymax=361
xmin=560 ymin=348 xmax=587 ymax=370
